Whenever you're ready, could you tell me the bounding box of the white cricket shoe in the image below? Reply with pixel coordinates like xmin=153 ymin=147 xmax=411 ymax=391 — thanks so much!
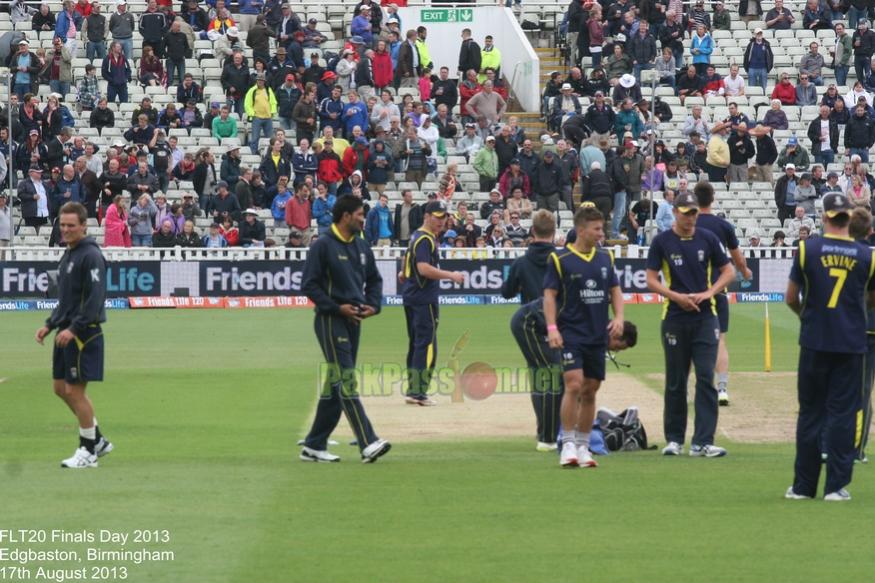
xmin=690 ymin=444 xmax=728 ymax=458
xmin=299 ymin=446 xmax=340 ymax=463
xmin=577 ymin=447 xmax=598 ymax=468
xmin=361 ymin=439 xmax=392 ymax=463
xmin=536 ymin=441 xmax=558 ymax=452
xmin=784 ymin=487 xmax=813 ymax=500
xmin=405 ymin=396 xmax=438 ymax=406
xmin=824 ymin=489 xmax=851 ymax=502
xmin=560 ymin=442 xmax=578 ymax=468
xmin=718 ymin=389 xmax=730 ymax=406
xmin=662 ymin=441 xmax=683 ymax=456
xmin=95 ymin=438 xmax=114 ymax=458
xmin=60 ymin=447 xmax=98 ymax=469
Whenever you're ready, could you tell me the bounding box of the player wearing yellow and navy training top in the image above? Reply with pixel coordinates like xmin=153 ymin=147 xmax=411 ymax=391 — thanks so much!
xmin=35 ymin=202 xmax=113 ymax=469
xmin=300 ymin=196 xmax=391 ymax=464
xmin=646 ymin=192 xmax=736 ymax=459
xmin=694 ymin=181 xmax=753 ymax=407
xmin=785 ymin=193 xmax=875 ymax=501
xmin=849 ymin=207 xmax=875 ymax=464
xmin=544 ymin=206 xmax=625 ymax=469
xmin=400 ymin=200 xmax=465 ymax=406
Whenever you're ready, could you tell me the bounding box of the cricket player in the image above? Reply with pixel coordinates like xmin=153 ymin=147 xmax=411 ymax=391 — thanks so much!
xmin=35 ymin=202 xmax=113 ymax=469
xmin=543 ymin=206 xmax=625 ymax=468
xmin=400 ymin=200 xmax=465 ymax=406
xmin=511 ymin=297 xmax=638 ymax=452
xmin=785 ymin=194 xmax=875 ymax=500
xmin=694 ymin=181 xmax=753 ymax=406
xmin=299 ymin=196 xmax=391 ymax=463
xmin=645 ymin=192 xmax=736 ymax=458
xmin=849 ymin=207 xmax=875 ymax=464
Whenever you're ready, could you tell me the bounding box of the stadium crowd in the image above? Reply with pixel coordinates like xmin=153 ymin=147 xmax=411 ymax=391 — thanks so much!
xmin=4 ymin=0 xmax=875 ymax=250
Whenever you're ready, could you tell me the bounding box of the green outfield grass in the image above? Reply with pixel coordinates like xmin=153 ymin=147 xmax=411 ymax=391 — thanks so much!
xmin=1 ymin=305 xmax=873 ymax=582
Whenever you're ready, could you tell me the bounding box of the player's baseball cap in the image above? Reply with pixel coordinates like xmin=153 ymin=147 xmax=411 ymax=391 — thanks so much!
xmin=424 ymin=200 xmax=447 ymax=217
xmin=823 ymin=192 xmax=853 ymax=218
xmin=673 ymin=192 xmax=699 ymax=214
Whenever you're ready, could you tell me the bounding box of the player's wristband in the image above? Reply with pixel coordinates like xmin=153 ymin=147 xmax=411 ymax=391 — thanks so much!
xmin=547 ymin=325 xmax=558 ymax=332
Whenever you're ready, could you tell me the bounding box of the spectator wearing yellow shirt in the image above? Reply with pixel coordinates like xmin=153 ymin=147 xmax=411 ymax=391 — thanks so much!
xmin=415 ymin=26 xmax=432 ymax=71
xmin=244 ymin=72 xmax=277 ymax=154
xmin=479 ymin=35 xmax=501 ymax=83
xmin=705 ymin=122 xmax=731 ymax=184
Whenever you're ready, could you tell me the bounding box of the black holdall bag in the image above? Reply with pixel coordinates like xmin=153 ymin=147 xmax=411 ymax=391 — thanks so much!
xmin=596 ymin=406 xmax=655 ymax=452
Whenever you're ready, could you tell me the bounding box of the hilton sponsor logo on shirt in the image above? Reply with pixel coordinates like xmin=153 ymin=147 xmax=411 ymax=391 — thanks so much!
xmin=579 ymin=279 xmax=606 ymax=304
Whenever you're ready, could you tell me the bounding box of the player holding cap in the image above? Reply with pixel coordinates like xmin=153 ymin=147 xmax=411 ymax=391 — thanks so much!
xmin=646 ymin=192 xmax=736 ymax=458
xmin=35 ymin=202 xmax=113 ymax=469
xmin=785 ymin=193 xmax=875 ymax=501
xmin=400 ymin=200 xmax=465 ymax=406
xmin=544 ymin=206 xmax=625 ymax=468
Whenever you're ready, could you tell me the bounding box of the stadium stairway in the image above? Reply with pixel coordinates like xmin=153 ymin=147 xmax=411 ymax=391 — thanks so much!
xmin=506 ymin=46 xmax=582 ymax=206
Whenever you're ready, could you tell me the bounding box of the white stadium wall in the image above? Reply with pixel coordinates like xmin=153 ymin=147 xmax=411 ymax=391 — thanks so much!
xmin=396 ymin=6 xmax=541 ymax=112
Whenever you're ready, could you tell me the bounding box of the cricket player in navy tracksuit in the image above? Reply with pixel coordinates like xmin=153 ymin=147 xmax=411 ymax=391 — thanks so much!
xmin=785 ymin=194 xmax=875 ymax=500
xmin=503 ymin=210 xmax=563 ymax=450
xmin=646 ymin=192 xmax=736 ymax=458
xmin=35 ymin=202 xmax=113 ymax=469
xmin=848 ymin=208 xmax=875 ymax=464
xmin=694 ymin=181 xmax=753 ymax=407
xmin=400 ymin=200 xmax=464 ymax=406
xmin=299 ymin=196 xmax=391 ymax=463
xmin=544 ymin=206 xmax=625 ymax=469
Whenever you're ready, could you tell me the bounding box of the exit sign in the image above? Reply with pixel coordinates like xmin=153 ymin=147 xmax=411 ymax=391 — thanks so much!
xmin=420 ymin=8 xmax=474 ymax=23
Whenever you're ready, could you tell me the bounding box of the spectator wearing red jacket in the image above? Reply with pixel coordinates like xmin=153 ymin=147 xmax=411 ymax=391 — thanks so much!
xmin=373 ymin=40 xmax=394 ymax=90
xmin=771 ymin=72 xmax=796 ymax=105
xmin=317 ymin=141 xmax=344 ymax=191
xmin=285 ymin=183 xmax=313 ymax=244
xmin=459 ymin=69 xmax=482 ymax=120
xmin=702 ymin=66 xmax=725 ymax=98
xmin=343 ymin=137 xmax=370 ymax=180
xmin=497 ymin=161 xmax=531 ymax=199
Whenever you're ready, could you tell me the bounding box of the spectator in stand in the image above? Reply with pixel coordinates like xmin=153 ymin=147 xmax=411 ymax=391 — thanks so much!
xmin=152 ymin=218 xmax=178 ymax=247
xmin=808 ymin=104 xmax=839 ymax=166
xmin=365 ymin=193 xmax=393 ymax=246
xmin=723 ymin=64 xmax=745 ymax=98
xmin=103 ymin=194 xmax=131 ymax=247
xmin=102 ymin=41 xmax=131 ymax=103
xmin=269 ymin=175 xmax=291 ymax=225
xmin=845 ymin=102 xmax=875 ymax=162
xmin=845 ymin=80 xmax=873 ymax=108
xmin=690 ymin=24 xmax=713 ymax=77
xmin=128 ymin=193 xmax=157 ymax=246
xmin=285 ymin=183 xmax=312 ymax=244
xmin=778 ymin=136 xmax=811 ymax=170
xmin=802 ymin=0 xmax=831 ymax=31
xmin=677 ymin=65 xmax=704 ymax=106
xmin=743 ymin=28 xmax=774 ymax=92
xmin=799 ymin=42 xmax=825 ymax=87
xmin=311 ymin=183 xmax=335 ymax=236
xmin=207 ymin=181 xmax=242 ymax=221
xmin=583 ymin=91 xmax=615 ymax=140
xmin=765 ymin=0 xmax=795 ymax=29
xmin=258 ymin=137 xmax=292 ymax=188
xmin=466 ymin=81 xmax=507 ymax=126
xmin=505 ymin=185 xmax=533 ymax=220
xmin=201 ymin=222 xmax=226 ymax=248
xmin=656 ymin=47 xmax=676 ymax=90
xmin=580 ymin=160 xmax=613 ymax=218
xmin=613 ymin=73 xmax=642 ymax=105
xmin=628 ymin=20 xmax=657 ymax=85
xmin=498 ymin=159 xmax=531 ymax=200
xmin=831 ymin=23 xmax=853 ymax=87
xmin=705 ymin=124 xmax=730 ymax=184
xmin=853 ymin=19 xmax=875 ymax=85
xmin=771 ymin=72 xmax=796 ymax=105
xmin=33 ymin=3 xmax=56 ymax=32
xmin=239 ymin=209 xmax=266 ymax=247
xmin=701 ymin=65 xmax=725 ymax=99
xmin=614 ymin=98 xmax=643 ymax=139
xmin=762 ymin=99 xmax=789 ymax=131
xmin=473 ymin=134 xmax=499 ymax=192
xmin=536 ymin=150 xmax=565 ymax=215
xmin=604 ymin=43 xmax=633 ymax=82
xmin=796 ymin=74 xmax=818 ymax=106
xmin=88 ymin=95 xmax=116 ymax=132
xmin=727 ymin=123 xmax=755 ymax=184
xmin=316 ymin=140 xmax=343 ymax=192
xmin=176 ymin=220 xmax=201 ymax=247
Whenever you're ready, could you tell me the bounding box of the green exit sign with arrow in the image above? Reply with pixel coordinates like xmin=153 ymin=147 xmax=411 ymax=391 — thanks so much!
xmin=420 ymin=8 xmax=474 ymax=23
